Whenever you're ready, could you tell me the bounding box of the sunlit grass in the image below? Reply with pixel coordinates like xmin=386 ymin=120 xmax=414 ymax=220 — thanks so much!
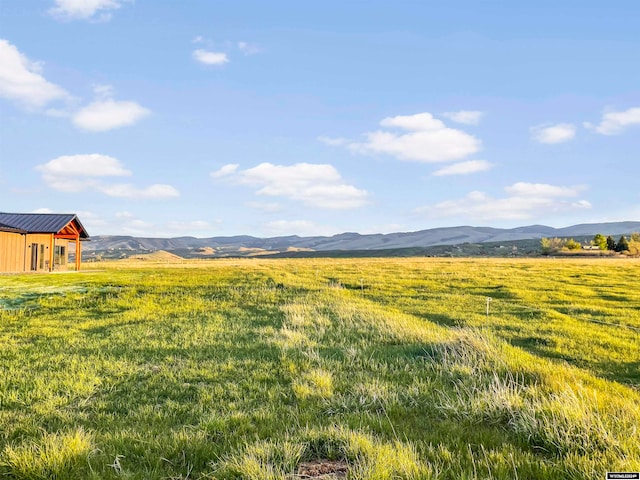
xmin=0 ymin=428 xmax=93 ymax=480
xmin=0 ymin=257 xmax=638 ymax=478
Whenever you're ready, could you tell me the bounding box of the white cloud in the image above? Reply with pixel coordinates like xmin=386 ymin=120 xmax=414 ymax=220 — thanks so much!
xmin=0 ymin=42 xmax=148 ymax=134
xmin=442 ymin=110 xmax=483 ymax=125
xmin=193 ymin=49 xmax=229 ymax=66
xmin=504 ymin=182 xmax=584 ymax=198
xmin=531 ymin=123 xmax=576 ymax=144
xmin=212 ymin=162 xmax=370 ymax=209
xmin=100 ymin=183 xmax=179 ymax=199
xmin=37 ymin=154 xmax=132 ymax=178
xmin=237 ymin=42 xmax=261 ymax=55
xmin=348 ymin=112 xmax=481 ymax=163
xmin=416 ymin=182 xmax=591 ymax=221
xmin=432 ymin=160 xmax=493 ymax=176
xmin=584 ymin=107 xmax=640 ymax=135
xmin=72 ymin=99 xmax=150 ymax=131
xmin=36 ymin=153 xmax=179 ymax=199
xmin=37 ymin=154 xmax=131 ymax=191
xmin=210 ymin=164 xmax=239 ymax=178
xmin=31 ymin=208 xmax=54 ymax=214
xmin=49 ymin=0 xmax=126 ymax=21
xmin=0 ymin=39 xmax=69 ymax=109
xmin=92 ymin=83 xmax=115 ymax=99
xmin=380 ymin=112 xmax=444 ymax=131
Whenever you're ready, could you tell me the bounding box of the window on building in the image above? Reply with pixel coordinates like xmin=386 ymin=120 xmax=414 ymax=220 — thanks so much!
xmin=54 ymin=245 xmax=66 ymax=266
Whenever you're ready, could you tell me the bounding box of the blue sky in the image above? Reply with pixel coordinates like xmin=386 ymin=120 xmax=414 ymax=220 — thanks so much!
xmin=1 ymin=1 xmax=639 ymax=237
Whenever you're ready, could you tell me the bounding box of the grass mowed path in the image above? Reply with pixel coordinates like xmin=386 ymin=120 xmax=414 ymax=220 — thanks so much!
xmin=0 ymin=258 xmax=639 ymax=479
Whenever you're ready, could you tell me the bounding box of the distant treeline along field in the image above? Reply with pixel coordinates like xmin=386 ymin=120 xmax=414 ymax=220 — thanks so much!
xmin=541 ymin=232 xmax=640 ymax=255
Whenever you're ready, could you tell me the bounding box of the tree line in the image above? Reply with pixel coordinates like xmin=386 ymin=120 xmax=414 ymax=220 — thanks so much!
xmin=541 ymin=232 xmax=640 ymax=255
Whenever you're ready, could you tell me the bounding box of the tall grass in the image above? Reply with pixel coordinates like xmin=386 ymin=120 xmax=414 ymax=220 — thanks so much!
xmin=0 ymin=428 xmax=93 ymax=479
xmin=0 ymin=257 xmax=638 ymax=478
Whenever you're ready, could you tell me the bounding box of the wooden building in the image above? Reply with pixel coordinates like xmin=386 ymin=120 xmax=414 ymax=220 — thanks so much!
xmin=0 ymin=213 xmax=90 ymax=273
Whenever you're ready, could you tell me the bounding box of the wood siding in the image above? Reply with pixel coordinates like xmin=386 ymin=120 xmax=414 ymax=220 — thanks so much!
xmin=0 ymin=231 xmax=27 ymax=272
xmin=0 ymin=232 xmax=71 ymax=273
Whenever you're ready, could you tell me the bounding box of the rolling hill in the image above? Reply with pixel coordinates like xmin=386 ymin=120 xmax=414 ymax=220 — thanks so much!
xmin=83 ymin=221 xmax=640 ymax=258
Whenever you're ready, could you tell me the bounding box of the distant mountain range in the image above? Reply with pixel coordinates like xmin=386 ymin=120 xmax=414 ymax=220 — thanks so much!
xmin=83 ymin=221 xmax=640 ymax=259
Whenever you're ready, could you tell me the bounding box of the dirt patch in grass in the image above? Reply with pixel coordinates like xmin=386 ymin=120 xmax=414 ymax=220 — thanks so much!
xmin=293 ymin=459 xmax=348 ymax=479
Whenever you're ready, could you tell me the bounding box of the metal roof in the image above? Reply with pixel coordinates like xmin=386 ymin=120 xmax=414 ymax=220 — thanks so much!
xmin=0 ymin=213 xmax=90 ymax=239
xmin=0 ymin=222 xmax=26 ymax=233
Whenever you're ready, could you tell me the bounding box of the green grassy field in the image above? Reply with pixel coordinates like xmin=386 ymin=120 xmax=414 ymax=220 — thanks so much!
xmin=0 ymin=258 xmax=639 ymax=479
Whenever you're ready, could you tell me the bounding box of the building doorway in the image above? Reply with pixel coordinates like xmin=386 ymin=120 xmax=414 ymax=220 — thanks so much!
xmin=30 ymin=243 xmax=38 ymax=271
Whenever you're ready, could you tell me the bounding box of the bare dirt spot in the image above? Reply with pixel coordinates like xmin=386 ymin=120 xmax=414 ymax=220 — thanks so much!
xmin=292 ymin=459 xmax=348 ymax=479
